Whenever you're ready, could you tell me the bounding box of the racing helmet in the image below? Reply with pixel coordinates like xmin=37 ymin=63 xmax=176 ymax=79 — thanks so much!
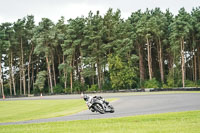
xmin=83 ymin=94 xmax=89 ymax=101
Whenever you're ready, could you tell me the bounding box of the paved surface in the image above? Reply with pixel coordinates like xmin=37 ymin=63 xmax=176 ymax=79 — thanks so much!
xmin=1 ymin=93 xmax=200 ymax=125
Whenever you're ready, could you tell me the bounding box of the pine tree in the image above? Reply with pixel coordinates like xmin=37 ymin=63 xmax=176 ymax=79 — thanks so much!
xmin=56 ymin=17 xmax=68 ymax=89
xmin=170 ymin=8 xmax=192 ymax=87
xmin=61 ymin=17 xmax=85 ymax=93
xmin=34 ymin=18 xmax=55 ymax=93
xmin=1 ymin=22 xmax=17 ymax=95
xmin=14 ymin=18 xmax=26 ymax=95
xmin=24 ymin=15 xmax=35 ymax=95
xmin=191 ymin=7 xmax=200 ymax=82
xmin=83 ymin=11 xmax=105 ymax=90
xmin=0 ymin=24 xmax=6 ymax=97
xmin=151 ymin=8 xmax=167 ymax=84
xmin=129 ymin=10 xmax=146 ymax=86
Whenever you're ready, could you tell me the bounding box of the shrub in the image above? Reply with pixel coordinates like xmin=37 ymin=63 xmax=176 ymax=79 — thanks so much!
xmin=197 ymin=80 xmax=200 ymax=87
xmin=54 ymin=83 xmax=64 ymax=93
xmin=64 ymin=88 xmax=71 ymax=94
xmin=73 ymin=81 xmax=85 ymax=93
xmin=34 ymin=71 xmax=47 ymax=93
xmin=144 ymin=78 xmax=160 ymax=88
xmin=102 ymin=80 xmax=112 ymax=91
xmin=167 ymin=78 xmax=175 ymax=88
xmin=185 ymin=80 xmax=196 ymax=87
xmin=87 ymin=84 xmax=98 ymax=92
xmin=33 ymin=88 xmax=39 ymax=95
xmin=108 ymin=55 xmax=137 ymax=90
xmin=162 ymin=84 xmax=169 ymax=88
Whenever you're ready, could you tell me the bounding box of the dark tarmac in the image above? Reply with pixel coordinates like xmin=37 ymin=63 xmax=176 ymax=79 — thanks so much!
xmin=0 ymin=93 xmax=200 ymax=125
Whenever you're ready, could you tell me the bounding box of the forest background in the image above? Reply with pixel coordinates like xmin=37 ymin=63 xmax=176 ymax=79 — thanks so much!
xmin=1 ymin=7 xmax=200 ymax=96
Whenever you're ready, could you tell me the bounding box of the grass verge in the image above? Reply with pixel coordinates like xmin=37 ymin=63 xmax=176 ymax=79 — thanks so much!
xmin=0 ymin=98 xmax=116 ymax=123
xmin=117 ymin=91 xmax=200 ymax=96
xmin=0 ymin=110 xmax=199 ymax=133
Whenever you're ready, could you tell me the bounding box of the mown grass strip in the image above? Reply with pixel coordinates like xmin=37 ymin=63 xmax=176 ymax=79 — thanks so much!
xmin=117 ymin=91 xmax=200 ymax=96
xmin=0 ymin=110 xmax=199 ymax=133
xmin=0 ymin=99 xmax=86 ymax=123
xmin=0 ymin=98 xmax=116 ymax=123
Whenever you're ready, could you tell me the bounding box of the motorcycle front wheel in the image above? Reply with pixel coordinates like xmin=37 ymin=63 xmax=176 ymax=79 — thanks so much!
xmin=108 ymin=105 xmax=115 ymax=113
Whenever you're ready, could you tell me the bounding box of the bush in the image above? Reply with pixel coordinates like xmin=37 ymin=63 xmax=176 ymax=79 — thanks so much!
xmin=34 ymin=71 xmax=47 ymax=93
xmin=162 ymin=84 xmax=169 ymax=88
xmin=3 ymin=83 xmax=10 ymax=95
xmin=185 ymin=80 xmax=196 ymax=87
xmin=73 ymin=81 xmax=86 ymax=93
xmin=54 ymin=83 xmax=64 ymax=93
xmin=87 ymin=84 xmax=98 ymax=92
xmin=167 ymin=78 xmax=175 ymax=88
xmin=64 ymin=88 xmax=71 ymax=94
xmin=33 ymin=88 xmax=39 ymax=95
xmin=144 ymin=78 xmax=160 ymax=88
xmin=197 ymin=80 xmax=200 ymax=87
xmin=102 ymin=81 xmax=112 ymax=91
xmin=108 ymin=55 xmax=137 ymax=90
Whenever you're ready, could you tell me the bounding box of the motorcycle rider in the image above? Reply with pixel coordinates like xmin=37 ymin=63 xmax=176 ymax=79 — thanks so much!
xmin=81 ymin=93 xmax=114 ymax=113
xmin=82 ymin=94 xmax=109 ymax=106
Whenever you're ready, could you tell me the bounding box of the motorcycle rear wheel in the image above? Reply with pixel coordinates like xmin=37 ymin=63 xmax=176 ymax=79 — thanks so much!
xmin=93 ymin=103 xmax=105 ymax=114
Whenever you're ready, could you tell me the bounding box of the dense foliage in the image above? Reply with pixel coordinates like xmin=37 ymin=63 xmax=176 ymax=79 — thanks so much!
xmin=1 ymin=7 xmax=200 ymax=96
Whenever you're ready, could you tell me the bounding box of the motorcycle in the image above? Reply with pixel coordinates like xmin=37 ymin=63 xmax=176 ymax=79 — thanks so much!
xmin=83 ymin=94 xmax=115 ymax=114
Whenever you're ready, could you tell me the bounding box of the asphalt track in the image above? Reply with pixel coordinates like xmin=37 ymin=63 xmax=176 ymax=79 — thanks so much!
xmin=1 ymin=93 xmax=200 ymax=125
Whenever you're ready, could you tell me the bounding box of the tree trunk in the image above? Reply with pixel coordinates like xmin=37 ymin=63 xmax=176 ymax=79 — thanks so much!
xmin=92 ymin=64 xmax=95 ymax=85
xmin=63 ymin=55 xmax=67 ymax=89
xmin=198 ymin=46 xmax=200 ymax=80
xmin=70 ymin=61 xmax=73 ymax=93
xmin=97 ymin=59 xmax=102 ymax=90
xmin=32 ymin=63 xmax=34 ymax=91
xmin=21 ymin=37 xmax=26 ymax=95
xmin=28 ymin=45 xmax=34 ymax=95
xmin=20 ymin=65 xmax=22 ymax=95
xmin=192 ymin=51 xmax=194 ymax=81
xmin=70 ymin=55 xmax=74 ymax=93
xmin=79 ymin=52 xmax=84 ymax=86
xmin=8 ymin=54 xmax=12 ymax=96
xmin=46 ymin=61 xmax=50 ymax=92
xmin=101 ymin=65 xmax=105 ymax=87
xmin=147 ymin=37 xmax=153 ymax=80
xmin=10 ymin=51 xmax=16 ymax=95
xmin=193 ymin=47 xmax=197 ymax=82
xmin=138 ymin=43 xmax=145 ymax=86
xmin=9 ymin=71 xmax=12 ymax=95
xmin=46 ymin=55 xmax=53 ymax=93
xmin=52 ymin=56 xmax=57 ymax=87
xmin=0 ymin=81 xmax=1 ymax=95
xmin=0 ymin=56 xmax=5 ymax=97
xmin=9 ymin=78 xmax=12 ymax=96
xmin=28 ymin=58 xmax=31 ymax=95
xmin=158 ymin=37 xmax=164 ymax=83
xmin=64 ymin=71 xmax=67 ymax=90
xmin=58 ymin=54 xmax=61 ymax=77
xmin=181 ymin=38 xmax=185 ymax=88
xmin=76 ymin=55 xmax=80 ymax=82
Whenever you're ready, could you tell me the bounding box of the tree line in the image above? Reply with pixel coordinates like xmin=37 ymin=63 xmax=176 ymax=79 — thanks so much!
xmin=1 ymin=7 xmax=200 ymax=96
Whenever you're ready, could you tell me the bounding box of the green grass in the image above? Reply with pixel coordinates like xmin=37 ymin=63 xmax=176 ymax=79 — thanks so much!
xmin=0 ymin=99 xmax=86 ymax=123
xmin=118 ymin=91 xmax=200 ymax=96
xmin=0 ymin=98 xmax=116 ymax=123
xmin=0 ymin=110 xmax=200 ymax=133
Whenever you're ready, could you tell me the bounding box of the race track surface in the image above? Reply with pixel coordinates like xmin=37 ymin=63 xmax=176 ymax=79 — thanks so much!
xmin=1 ymin=93 xmax=200 ymax=125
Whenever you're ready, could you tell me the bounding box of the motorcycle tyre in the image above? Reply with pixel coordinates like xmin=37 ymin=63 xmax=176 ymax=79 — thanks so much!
xmin=93 ymin=104 xmax=105 ymax=114
xmin=108 ymin=105 xmax=115 ymax=113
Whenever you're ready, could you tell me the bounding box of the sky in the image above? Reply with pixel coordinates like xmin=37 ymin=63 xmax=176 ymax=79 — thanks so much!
xmin=0 ymin=0 xmax=199 ymax=24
